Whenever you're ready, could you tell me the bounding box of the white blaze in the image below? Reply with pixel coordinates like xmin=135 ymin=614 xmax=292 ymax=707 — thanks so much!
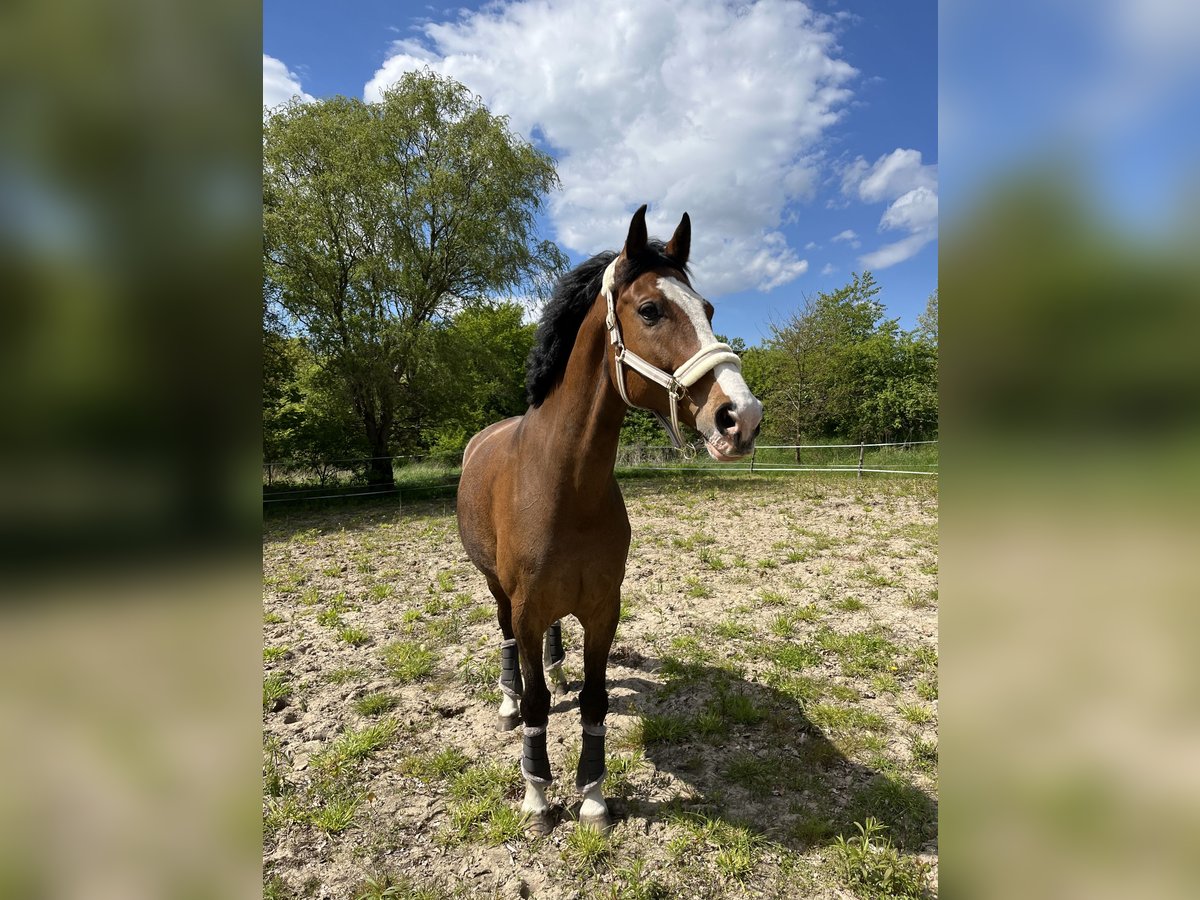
xmin=656 ymin=277 xmax=759 ymax=412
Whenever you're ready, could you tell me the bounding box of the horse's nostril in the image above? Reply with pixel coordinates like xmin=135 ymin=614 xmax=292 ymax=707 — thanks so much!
xmin=715 ymin=403 xmax=737 ymax=434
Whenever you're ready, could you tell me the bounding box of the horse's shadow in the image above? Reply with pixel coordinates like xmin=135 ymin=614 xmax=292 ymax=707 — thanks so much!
xmin=563 ymin=652 xmax=937 ymax=856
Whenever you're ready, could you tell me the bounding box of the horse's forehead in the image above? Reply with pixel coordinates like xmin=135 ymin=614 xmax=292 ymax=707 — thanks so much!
xmin=655 ymin=276 xmax=716 ymax=338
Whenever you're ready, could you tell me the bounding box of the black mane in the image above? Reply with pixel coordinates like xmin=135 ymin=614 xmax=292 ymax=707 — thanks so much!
xmin=525 ymin=241 xmax=689 ymax=407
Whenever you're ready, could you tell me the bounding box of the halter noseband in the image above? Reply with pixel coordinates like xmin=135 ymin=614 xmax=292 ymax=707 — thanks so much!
xmin=602 ymin=258 xmax=742 ymax=455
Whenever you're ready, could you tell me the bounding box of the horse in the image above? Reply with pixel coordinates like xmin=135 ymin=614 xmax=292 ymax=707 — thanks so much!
xmin=456 ymin=204 xmax=763 ymax=833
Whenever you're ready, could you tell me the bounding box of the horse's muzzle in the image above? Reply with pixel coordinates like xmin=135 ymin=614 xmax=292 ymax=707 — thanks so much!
xmin=711 ymin=397 xmax=763 ymax=458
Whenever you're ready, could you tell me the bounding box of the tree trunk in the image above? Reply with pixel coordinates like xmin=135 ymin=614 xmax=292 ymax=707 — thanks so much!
xmin=367 ymin=453 xmax=394 ymax=489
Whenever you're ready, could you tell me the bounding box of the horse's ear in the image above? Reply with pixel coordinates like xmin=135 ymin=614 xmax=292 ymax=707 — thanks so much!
xmin=623 ymin=204 xmax=648 ymax=258
xmin=665 ymin=211 xmax=690 ymax=268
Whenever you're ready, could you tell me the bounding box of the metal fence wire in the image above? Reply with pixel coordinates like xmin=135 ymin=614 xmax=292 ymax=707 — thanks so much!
xmin=262 ymin=440 xmax=937 ymax=506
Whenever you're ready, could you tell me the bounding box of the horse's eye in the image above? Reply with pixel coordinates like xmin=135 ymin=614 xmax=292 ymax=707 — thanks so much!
xmin=638 ymin=303 xmax=661 ymax=323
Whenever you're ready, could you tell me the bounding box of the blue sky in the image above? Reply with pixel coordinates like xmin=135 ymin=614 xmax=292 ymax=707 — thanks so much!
xmin=265 ymin=1 xmax=937 ymax=344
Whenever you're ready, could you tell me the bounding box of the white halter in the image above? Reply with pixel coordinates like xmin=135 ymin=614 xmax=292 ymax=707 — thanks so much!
xmin=602 ymin=258 xmax=742 ymax=454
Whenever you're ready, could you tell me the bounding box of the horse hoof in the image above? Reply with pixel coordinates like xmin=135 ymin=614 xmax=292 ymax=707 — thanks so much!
xmin=524 ymin=809 xmax=555 ymax=836
xmin=577 ymin=811 xmax=612 ymax=833
xmin=497 ymin=714 xmax=521 ymax=732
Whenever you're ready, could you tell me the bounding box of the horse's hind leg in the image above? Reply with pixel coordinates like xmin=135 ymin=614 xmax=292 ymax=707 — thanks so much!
xmin=488 ymin=577 xmax=522 ymax=732
xmin=515 ymin=613 xmax=555 ymax=835
xmin=575 ymin=601 xmax=619 ymax=831
xmin=543 ymin=620 xmax=568 ymax=697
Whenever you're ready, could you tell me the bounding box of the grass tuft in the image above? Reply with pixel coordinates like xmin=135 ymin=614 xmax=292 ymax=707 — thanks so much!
xmin=263 ymin=673 xmax=292 ymax=710
xmin=832 ymin=817 xmax=929 ymax=899
xmin=338 ymin=625 xmax=370 ymax=646
xmin=563 ymin=822 xmax=612 ymax=872
xmin=640 ymin=713 xmax=689 ymax=744
xmin=354 ymin=692 xmax=398 ymax=717
xmin=381 ymin=641 xmax=435 ymax=683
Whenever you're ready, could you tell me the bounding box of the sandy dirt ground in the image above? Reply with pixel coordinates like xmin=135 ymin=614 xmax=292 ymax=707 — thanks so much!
xmin=263 ymin=474 xmax=938 ymax=899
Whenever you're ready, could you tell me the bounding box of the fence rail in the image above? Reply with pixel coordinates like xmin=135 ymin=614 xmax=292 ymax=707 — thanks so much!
xmin=262 ymin=440 xmax=937 ymax=506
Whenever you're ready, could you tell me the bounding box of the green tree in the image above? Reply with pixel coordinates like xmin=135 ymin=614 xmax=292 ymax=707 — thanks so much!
xmin=917 ymin=289 xmax=938 ymax=346
xmin=412 ymin=303 xmax=536 ymax=459
xmin=761 ymin=272 xmax=937 ymax=445
xmin=263 ymin=70 xmax=566 ymax=487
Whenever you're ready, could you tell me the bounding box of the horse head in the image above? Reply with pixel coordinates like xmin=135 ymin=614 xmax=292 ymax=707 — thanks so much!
xmin=602 ymin=204 xmax=763 ymax=460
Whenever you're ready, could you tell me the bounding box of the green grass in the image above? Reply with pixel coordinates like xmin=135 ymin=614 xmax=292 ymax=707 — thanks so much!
xmin=350 ymin=872 xmax=449 ymax=900
xmin=311 ymin=793 xmax=362 ymax=833
xmin=607 ymin=858 xmax=668 ymax=900
xmin=435 ymin=571 xmax=454 ymax=592
xmin=916 ymin=677 xmax=938 ymax=701
xmin=832 ymin=818 xmax=929 ymax=899
xmin=849 ymin=565 xmax=899 ymax=587
xmin=313 ymin=719 xmax=398 ymax=775
xmin=847 ymin=774 xmax=937 ymax=848
xmin=672 ymin=530 xmax=716 ymax=551
xmin=723 ymin=752 xmax=774 ymax=798
xmin=444 ymin=760 xmax=522 ymax=845
xmin=564 ymin=822 xmax=612 ymax=871
xmin=898 ymin=703 xmax=934 ymax=725
xmin=903 ymin=588 xmax=937 ymax=608
xmin=814 ymin=626 xmax=901 ymax=677
xmin=604 ymin=751 xmax=646 ymax=798
xmin=400 ymin=747 xmax=472 ymax=781
xmin=326 ymin=666 xmax=365 ymax=685
xmin=807 ymin=704 xmax=888 ymax=735
xmin=263 ymin=673 xmax=292 ymax=710
xmin=317 ymin=608 xmax=343 ymax=628
xmin=263 ymin=646 xmax=288 ymax=662
xmin=684 ymin=577 xmax=713 ymax=598
xmin=264 ymin=611 xmax=285 ymax=625
xmin=367 ymin=583 xmax=394 ymax=602
xmin=910 ymin=735 xmax=938 ymax=775
xmin=833 ymin=596 xmax=865 ymax=611
xmin=758 ymin=590 xmax=788 ymax=606
xmin=764 ymin=671 xmax=828 ymax=703
xmin=713 ymin=619 xmax=752 ymax=640
xmin=338 ymin=625 xmax=370 ymax=646
xmin=457 ymin=650 xmax=501 ymax=704
xmin=668 ymin=813 xmax=759 ymax=881
xmin=641 ymin=713 xmax=689 ymax=744
xmin=768 ymin=642 xmax=821 ymax=671
xmin=381 ymin=640 xmax=435 ymax=683
xmin=354 ymin=692 xmax=398 ymax=717
xmin=870 ymin=673 xmax=901 ymax=695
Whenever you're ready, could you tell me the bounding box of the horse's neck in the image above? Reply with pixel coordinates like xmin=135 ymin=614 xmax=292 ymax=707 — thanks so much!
xmin=523 ymin=301 xmax=626 ymax=507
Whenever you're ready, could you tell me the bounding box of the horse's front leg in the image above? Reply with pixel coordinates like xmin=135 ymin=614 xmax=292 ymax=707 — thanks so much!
xmin=576 ymin=601 xmax=619 ymax=831
xmin=516 ymin=618 xmax=554 ymax=835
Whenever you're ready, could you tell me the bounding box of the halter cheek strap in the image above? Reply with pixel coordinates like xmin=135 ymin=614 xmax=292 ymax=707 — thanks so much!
xmin=602 ymin=259 xmax=742 ymax=454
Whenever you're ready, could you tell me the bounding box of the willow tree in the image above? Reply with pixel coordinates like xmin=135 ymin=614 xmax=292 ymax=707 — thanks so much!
xmin=264 ymin=70 xmax=565 ymax=487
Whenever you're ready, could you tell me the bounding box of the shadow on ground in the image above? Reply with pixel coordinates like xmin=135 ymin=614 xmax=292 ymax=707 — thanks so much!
xmin=574 ymin=653 xmax=937 ymax=856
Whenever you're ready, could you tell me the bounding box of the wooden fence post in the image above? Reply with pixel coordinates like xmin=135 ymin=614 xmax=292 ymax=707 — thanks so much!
xmin=857 ymin=442 xmax=865 ymax=480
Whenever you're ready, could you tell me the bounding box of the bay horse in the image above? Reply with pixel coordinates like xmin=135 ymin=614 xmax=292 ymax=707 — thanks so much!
xmin=456 ymin=205 xmax=763 ymax=833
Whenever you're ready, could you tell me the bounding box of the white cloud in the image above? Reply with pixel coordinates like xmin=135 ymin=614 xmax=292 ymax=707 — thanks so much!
xmin=849 ymin=148 xmax=936 ymax=203
xmin=879 ymin=186 xmax=938 ymax=233
xmin=831 ymin=228 xmax=858 ymax=244
xmin=820 ymin=262 xmax=835 ymax=276
xmin=804 ymin=240 xmax=819 ymax=250
xmin=365 ymin=0 xmax=857 ymax=295
xmin=859 ymin=231 xmax=937 ymax=270
xmin=264 ymin=54 xmax=314 ymax=110
xmin=842 ymin=148 xmax=938 ymax=268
